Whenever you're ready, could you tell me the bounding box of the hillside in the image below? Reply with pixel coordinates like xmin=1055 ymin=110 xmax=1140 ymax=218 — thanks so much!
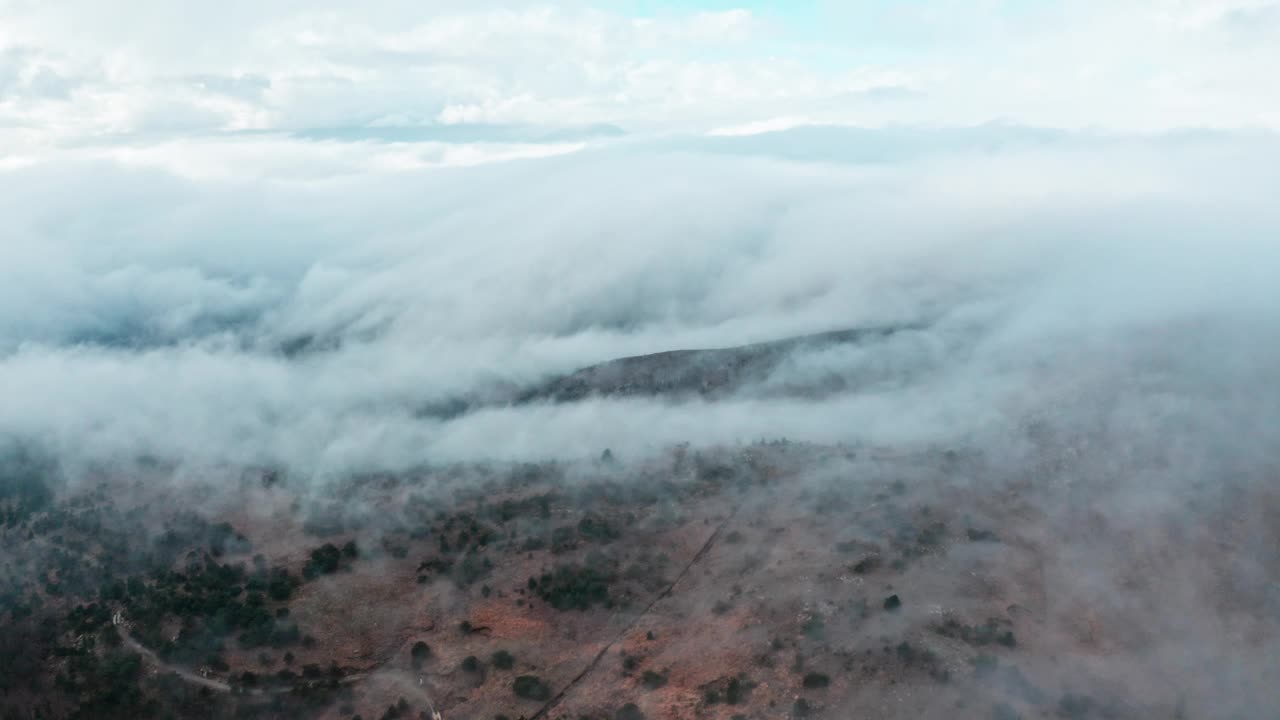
xmin=2 ymin=327 xmax=1276 ymax=720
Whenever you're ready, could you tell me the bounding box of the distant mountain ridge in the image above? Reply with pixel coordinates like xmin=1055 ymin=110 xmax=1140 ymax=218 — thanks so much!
xmin=515 ymin=324 xmax=925 ymax=405
xmin=410 ymin=322 xmax=931 ymax=421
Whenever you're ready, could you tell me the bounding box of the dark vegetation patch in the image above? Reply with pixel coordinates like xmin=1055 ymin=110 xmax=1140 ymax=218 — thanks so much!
xmin=894 ymin=641 xmax=950 ymax=683
xmin=513 ymin=674 xmax=552 ymax=701
xmin=454 ymin=552 xmax=495 ymax=587
xmin=577 ymin=514 xmax=621 ymax=543
xmin=491 ymin=649 xmax=515 ymax=670
xmin=802 ymin=671 xmax=830 ymax=689
xmin=301 ymin=541 xmax=357 ymax=579
xmin=379 ymin=697 xmax=412 ymax=720
xmin=640 ymin=670 xmax=667 ymax=689
xmin=966 ymin=528 xmax=1000 ymax=542
xmin=850 ymin=555 xmax=882 ymax=574
xmin=621 ymin=551 xmax=670 ymax=593
xmin=531 ymin=557 xmax=617 ymax=611
xmin=615 ymin=703 xmax=646 ymax=720
xmin=891 ymin=518 xmax=948 ymax=560
xmin=701 ymin=674 xmax=755 ymax=706
xmin=116 ymin=553 xmax=306 ymax=656
xmin=0 ymin=445 xmax=55 ymax=526
xmin=933 ymin=617 xmax=1016 ymax=648
xmin=410 ymin=641 xmax=431 ymax=666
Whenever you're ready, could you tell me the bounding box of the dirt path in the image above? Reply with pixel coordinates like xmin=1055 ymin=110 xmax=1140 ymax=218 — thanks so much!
xmin=113 ymin=614 xmax=234 ymax=692
xmin=112 ymin=612 xmax=378 ymax=697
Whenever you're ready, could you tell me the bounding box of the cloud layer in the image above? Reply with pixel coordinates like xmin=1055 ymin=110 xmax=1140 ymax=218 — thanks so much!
xmin=2 ymin=1 xmax=1278 ymax=482
xmin=2 ymin=126 xmax=1277 ymax=481
xmin=3 ymin=0 xmax=1280 ymax=153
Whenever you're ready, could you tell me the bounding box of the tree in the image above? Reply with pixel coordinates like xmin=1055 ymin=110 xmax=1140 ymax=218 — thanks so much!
xmin=491 ymin=650 xmax=515 ymax=670
xmin=802 ymin=672 xmax=830 ymax=689
xmin=616 ymin=704 xmax=645 ymax=720
xmin=410 ymin=641 xmax=431 ymax=667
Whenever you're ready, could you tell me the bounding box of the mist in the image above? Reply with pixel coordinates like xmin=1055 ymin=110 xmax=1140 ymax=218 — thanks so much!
xmin=5 ymin=1 xmax=1280 ymax=716
xmin=2 ymin=128 xmax=1277 ymax=482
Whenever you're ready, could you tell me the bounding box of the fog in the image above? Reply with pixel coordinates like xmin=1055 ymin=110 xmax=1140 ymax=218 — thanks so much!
xmin=1 ymin=128 xmax=1277 ymax=484
xmin=5 ymin=1 xmax=1280 ymax=714
xmin=3 ymin=125 xmax=1279 ymax=719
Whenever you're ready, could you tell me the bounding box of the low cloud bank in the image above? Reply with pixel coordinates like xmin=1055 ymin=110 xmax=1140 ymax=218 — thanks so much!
xmin=1 ymin=127 xmax=1277 ymax=480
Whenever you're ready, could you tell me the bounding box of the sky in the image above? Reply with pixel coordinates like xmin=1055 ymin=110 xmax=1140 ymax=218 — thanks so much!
xmin=2 ymin=0 xmax=1279 ymax=156
xmin=0 ymin=1 xmax=1278 ymax=478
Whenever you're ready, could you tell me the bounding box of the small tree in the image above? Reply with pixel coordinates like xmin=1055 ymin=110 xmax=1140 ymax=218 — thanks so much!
xmin=513 ymin=675 xmax=552 ymax=701
xmin=802 ymin=672 xmax=830 ymax=689
xmin=410 ymin=641 xmax=431 ymax=667
xmin=491 ymin=650 xmax=515 ymax=670
xmin=616 ymin=703 xmax=645 ymax=720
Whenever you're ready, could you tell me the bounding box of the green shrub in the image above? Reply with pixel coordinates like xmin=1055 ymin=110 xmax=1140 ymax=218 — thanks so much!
xmin=802 ymin=672 xmax=830 ymax=689
xmin=615 ymin=703 xmax=645 ymax=720
xmin=641 ymin=671 xmax=666 ymax=689
xmin=410 ymin=641 xmax=431 ymax=665
xmin=536 ymin=563 xmax=615 ymax=611
xmin=513 ymin=675 xmax=552 ymax=701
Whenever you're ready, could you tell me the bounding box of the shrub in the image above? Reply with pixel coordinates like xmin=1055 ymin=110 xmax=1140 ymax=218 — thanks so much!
xmin=267 ymin=568 xmax=294 ymax=597
xmin=577 ymin=515 xmax=620 ymax=543
xmin=616 ymin=703 xmax=645 ymax=720
xmin=513 ymin=675 xmax=552 ymax=701
xmin=802 ymin=672 xmax=830 ymax=689
xmin=641 ymin=671 xmax=667 ymax=689
xmin=303 ymin=544 xmax=342 ymax=579
xmin=410 ymin=641 xmax=431 ymax=665
xmin=536 ymin=563 xmax=615 ymax=611
xmin=966 ymin=528 xmax=999 ymax=542
xmin=933 ymin=618 xmax=1015 ymax=648
xmin=850 ymin=556 xmax=881 ymax=574
xmin=724 ymin=676 xmax=750 ymax=704
xmin=491 ymin=650 xmax=515 ymax=670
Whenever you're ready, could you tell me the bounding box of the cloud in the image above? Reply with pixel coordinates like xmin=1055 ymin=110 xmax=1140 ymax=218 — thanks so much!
xmin=0 ymin=4 xmax=784 ymax=143
xmin=1 ymin=127 xmax=1277 ymax=481
xmin=2 ymin=8 xmax=1277 ymax=716
xmin=5 ymin=0 xmax=1278 ymax=152
xmin=1219 ymin=2 xmax=1280 ymax=38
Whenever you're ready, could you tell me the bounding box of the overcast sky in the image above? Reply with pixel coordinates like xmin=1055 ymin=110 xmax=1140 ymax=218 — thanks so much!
xmin=1 ymin=2 xmax=1278 ymax=476
xmin=3 ymin=0 xmax=1279 ymax=153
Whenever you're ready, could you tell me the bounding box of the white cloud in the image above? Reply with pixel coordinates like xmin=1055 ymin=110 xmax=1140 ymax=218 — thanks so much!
xmin=1 ymin=2 xmax=1278 ymax=480
xmin=1 ymin=128 xmax=1277 ymax=476
xmin=707 ymin=116 xmax=818 ymax=137
xmin=4 ymin=0 xmax=1277 ymax=152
